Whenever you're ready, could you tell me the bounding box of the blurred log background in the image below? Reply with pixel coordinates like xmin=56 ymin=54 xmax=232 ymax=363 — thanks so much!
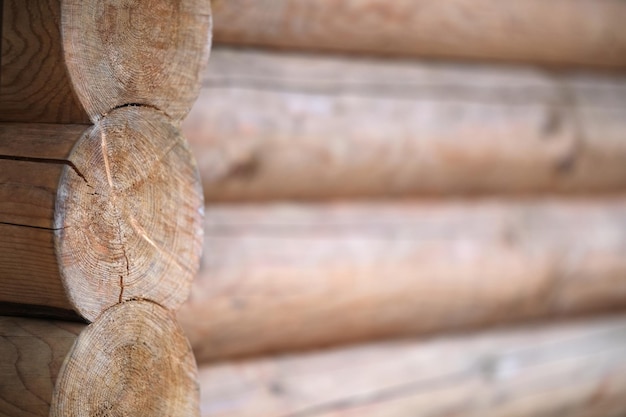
xmin=182 ymin=1 xmax=626 ymax=415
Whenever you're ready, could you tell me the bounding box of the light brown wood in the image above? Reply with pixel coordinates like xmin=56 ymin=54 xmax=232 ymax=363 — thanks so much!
xmin=212 ymin=0 xmax=626 ymax=68
xmin=185 ymin=49 xmax=626 ymax=201
xmin=0 ymin=0 xmax=90 ymax=123
xmin=0 ymin=109 xmax=204 ymax=321
xmin=62 ymin=0 xmax=212 ymax=122
xmin=198 ymin=314 xmax=626 ymax=417
xmin=179 ymin=199 xmax=626 ymax=362
xmin=0 ymin=300 xmax=199 ymax=417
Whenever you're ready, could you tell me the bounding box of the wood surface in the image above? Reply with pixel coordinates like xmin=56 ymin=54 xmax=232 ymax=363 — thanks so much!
xmin=211 ymin=0 xmax=626 ymax=68
xmin=62 ymin=0 xmax=212 ymax=122
xmin=0 ymin=0 xmax=90 ymax=123
xmin=0 ymin=300 xmax=199 ymax=417
xmin=198 ymin=313 xmax=626 ymax=417
xmin=185 ymin=49 xmax=626 ymax=201
xmin=1 ymin=0 xmax=211 ymax=123
xmin=179 ymin=199 xmax=626 ymax=362
xmin=0 ymin=112 xmax=204 ymax=321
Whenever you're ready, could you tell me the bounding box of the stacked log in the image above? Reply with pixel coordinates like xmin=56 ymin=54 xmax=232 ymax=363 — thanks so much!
xmin=0 ymin=0 xmax=211 ymax=415
xmin=184 ymin=48 xmax=626 ymax=201
xmin=185 ymin=2 xmax=626 ymax=415
xmin=179 ymin=199 xmax=626 ymax=362
xmin=198 ymin=313 xmax=626 ymax=416
xmin=211 ymin=0 xmax=626 ymax=68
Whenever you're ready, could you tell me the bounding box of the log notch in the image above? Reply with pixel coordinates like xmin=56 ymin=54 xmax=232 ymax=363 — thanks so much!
xmin=178 ymin=199 xmax=626 ymax=362
xmin=0 ymin=300 xmax=199 ymax=417
xmin=0 ymin=111 xmax=204 ymax=322
xmin=184 ymin=48 xmax=626 ymax=201
xmin=198 ymin=314 xmax=626 ymax=416
xmin=211 ymin=0 xmax=626 ymax=68
xmin=0 ymin=0 xmax=90 ymax=123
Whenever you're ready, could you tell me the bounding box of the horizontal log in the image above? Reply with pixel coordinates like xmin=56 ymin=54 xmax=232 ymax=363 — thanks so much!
xmin=1 ymin=0 xmax=211 ymax=123
xmin=212 ymin=0 xmax=626 ymax=68
xmin=198 ymin=313 xmax=626 ymax=416
xmin=184 ymin=49 xmax=626 ymax=201
xmin=0 ymin=110 xmax=203 ymax=321
xmin=0 ymin=300 xmax=199 ymax=417
xmin=62 ymin=0 xmax=212 ymax=121
xmin=178 ymin=199 xmax=626 ymax=361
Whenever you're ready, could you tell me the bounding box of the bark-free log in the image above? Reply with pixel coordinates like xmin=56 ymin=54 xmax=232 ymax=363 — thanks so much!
xmin=198 ymin=314 xmax=626 ymax=417
xmin=179 ymin=199 xmax=626 ymax=361
xmin=0 ymin=107 xmax=203 ymax=321
xmin=0 ymin=300 xmax=199 ymax=417
xmin=185 ymin=49 xmax=626 ymax=201
xmin=62 ymin=0 xmax=212 ymax=122
xmin=1 ymin=0 xmax=211 ymax=123
xmin=212 ymin=0 xmax=626 ymax=68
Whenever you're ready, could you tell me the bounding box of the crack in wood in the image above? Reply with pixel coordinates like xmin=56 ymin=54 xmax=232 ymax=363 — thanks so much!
xmin=0 ymin=154 xmax=90 ymax=185
xmin=100 ymin=128 xmax=130 ymax=304
xmin=0 ymin=221 xmax=67 ymax=231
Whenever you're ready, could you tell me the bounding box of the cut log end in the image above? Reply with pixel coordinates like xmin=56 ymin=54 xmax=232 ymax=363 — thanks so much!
xmin=62 ymin=0 xmax=212 ymax=121
xmin=55 ymin=107 xmax=203 ymax=322
xmin=50 ymin=300 xmax=199 ymax=417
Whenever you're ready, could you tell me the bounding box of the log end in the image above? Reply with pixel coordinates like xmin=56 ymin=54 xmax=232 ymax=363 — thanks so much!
xmin=62 ymin=0 xmax=212 ymax=121
xmin=50 ymin=300 xmax=199 ymax=417
xmin=55 ymin=106 xmax=204 ymax=322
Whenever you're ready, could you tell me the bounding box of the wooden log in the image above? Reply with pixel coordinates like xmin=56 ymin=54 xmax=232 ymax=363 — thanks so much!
xmin=1 ymin=0 xmax=211 ymax=123
xmin=0 ymin=107 xmax=204 ymax=321
xmin=0 ymin=300 xmax=199 ymax=417
xmin=178 ymin=199 xmax=626 ymax=362
xmin=198 ymin=314 xmax=626 ymax=417
xmin=184 ymin=49 xmax=626 ymax=201
xmin=62 ymin=0 xmax=212 ymax=122
xmin=212 ymin=0 xmax=626 ymax=68
xmin=0 ymin=0 xmax=90 ymax=123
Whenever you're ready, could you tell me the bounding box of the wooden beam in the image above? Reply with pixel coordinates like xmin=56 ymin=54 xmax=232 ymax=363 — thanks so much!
xmin=198 ymin=314 xmax=626 ymax=416
xmin=179 ymin=199 xmax=626 ymax=361
xmin=212 ymin=0 xmax=626 ymax=68
xmin=0 ymin=111 xmax=204 ymax=321
xmin=184 ymin=49 xmax=626 ymax=201
xmin=1 ymin=300 xmax=199 ymax=417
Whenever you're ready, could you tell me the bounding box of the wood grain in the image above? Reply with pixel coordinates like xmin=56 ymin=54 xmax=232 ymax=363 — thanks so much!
xmin=62 ymin=0 xmax=212 ymax=122
xmin=0 ymin=0 xmax=89 ymax=123
xmin=185 ymin=49 xmax=626 ymax=201
xmin=179 ymin=199 xmax=626 ymax=361
xmin=198 ymin=314 xmax=626 ymax=417
xmin=212 ymin=0 xmax=626 ymax=68
xmin=0 ymin=113 xmax=204 ymax=321
xmin=0 ymin=316 xmax=82 ymax=417
xmin=0 ymin=300 xmax=199 ymax=417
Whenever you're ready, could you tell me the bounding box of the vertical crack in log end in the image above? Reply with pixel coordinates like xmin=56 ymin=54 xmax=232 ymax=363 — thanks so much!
xmin=100 ymin=126 xmax=129 ymax=304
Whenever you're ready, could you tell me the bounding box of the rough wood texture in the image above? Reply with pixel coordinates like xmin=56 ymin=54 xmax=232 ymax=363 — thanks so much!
xmin=179 ymin=199 xmax=626 ymax=362
xmin=185 ymin=49 xmax=626 ymax=201
xmin=0 ymin=300 xmax=199 ymax=417
xmin=0 ymin=111 xmax=204 ymax=321
xmin=198 ymin=314 xmax=626 ymax=416
xmin=0 ymin=0 xmax=90 ymax=123
xmin=212 ymin=0 xmax=626 ymax=68
xmin=0 ymin=317 xmax=82 ymax=416
xmin=62 ymin=0 xmax=212 ymax=122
